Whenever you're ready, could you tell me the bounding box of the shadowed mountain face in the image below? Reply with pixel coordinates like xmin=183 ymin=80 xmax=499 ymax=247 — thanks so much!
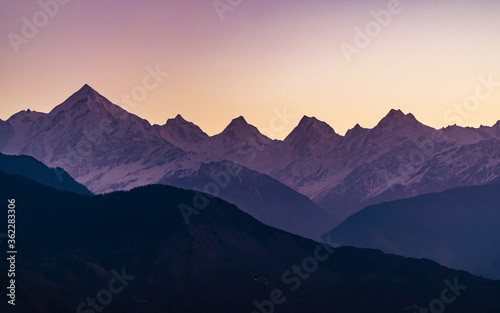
xmin=323 ymin=183 xmax=500 ymax=280
xmin=1 ymin=170 xmax=500 ymax=313
xmin=0 ymin=120 xmax=13 ymax=150
xmin=159 ymin=161 xmax=334 ymax=238
xmin=1 ymin=85 xmax=500 ymax=231
xmin=0 ymin=152 xmax=91 ymax=195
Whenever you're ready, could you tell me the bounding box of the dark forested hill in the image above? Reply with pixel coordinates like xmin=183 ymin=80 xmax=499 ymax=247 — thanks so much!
xmin=0 ymin=170 xmax=499 ymax=313
xmin=0 ymin=152 xmax=91 ymax=195
xmin=324 ymin=183 xmax=500 ymax=280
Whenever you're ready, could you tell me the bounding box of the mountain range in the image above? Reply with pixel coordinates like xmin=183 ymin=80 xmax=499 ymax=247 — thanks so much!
xmin=2 ymin=84 xmax=500 ymax=311
xmin=0 ymin=85 xmax=500 ymax=230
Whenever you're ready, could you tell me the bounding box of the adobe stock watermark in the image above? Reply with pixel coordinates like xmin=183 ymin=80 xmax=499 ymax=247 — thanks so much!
xmin=251 ymin=243 xmax=335 ymax=313
xmin=213 ymin=0 xmax=244 ymax=22
xmin=237 ymin=107 xmax=296 ymax=163
xmin=318 ymin=233 xmax=343 ymax=249
xmin=379 ymin=74 xmax=500 ymax=189
xmin=444 ymin=75 xmax=500 ymax=125
xmin=375 ymin=73 xmax=499 ymax=193
xmin=340 ymin=0 xmax=406 ymax=63
xmin=376 ymin=132 xmax=447 ymax=194
xmin=113 ymin=65 xmax=169 ymax=112
xmin=8 ymin=0 xmax=71 ymax=54
xmin=178 ymin=161 xmax=243 ymax=224
xmin=76 ymin=267 xmax=135 ymax=313
xmin=52 ymin=116 xmax=115 ymax=182
xmin=417 ymin=277 xmax=467 ymax=313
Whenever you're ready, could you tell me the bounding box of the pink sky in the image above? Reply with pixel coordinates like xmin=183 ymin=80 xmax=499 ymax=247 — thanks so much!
xmin=1 ymin=0 xmax=499 ymax=138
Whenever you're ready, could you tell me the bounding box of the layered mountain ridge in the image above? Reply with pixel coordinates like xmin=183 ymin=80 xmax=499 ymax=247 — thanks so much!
xmin=323 ymin=182 xmax=500 ymax=279
xmin=1 ymin=84 xmax=500 ymax=235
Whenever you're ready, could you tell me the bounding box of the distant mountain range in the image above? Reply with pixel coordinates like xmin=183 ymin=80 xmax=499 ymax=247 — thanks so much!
xmin=1 ymin=84 xmax=499 ymax=236
xmin=323 ymin=182 xmax=500 ymax=280
xmin=1 ymin=169 xmax=500 ymax=313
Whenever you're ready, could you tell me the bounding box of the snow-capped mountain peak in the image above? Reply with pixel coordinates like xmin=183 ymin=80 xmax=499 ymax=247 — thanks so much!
xmin=217 ymin=116 xmax=260 ymax=137
xmin=283 ymin=116 xmax=342 ymax=156
xmin=286 ymin=116 xmax=340 ymax=140
xmin=376 ymin=109 xmax=417 ymax=128
xmin=48 ymin=84 xmax=135 ymax=122
xmin=210 ymin=116 xmax=271 ymax=153
xmin=159 ymin=114 xmax=209 ymax=148
xmin=372 ymin=109 xmax=434 ymax=139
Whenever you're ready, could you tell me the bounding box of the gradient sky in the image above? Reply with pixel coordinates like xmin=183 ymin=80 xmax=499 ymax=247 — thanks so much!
xmin=1 ymin=0 xmax=499 ymax=139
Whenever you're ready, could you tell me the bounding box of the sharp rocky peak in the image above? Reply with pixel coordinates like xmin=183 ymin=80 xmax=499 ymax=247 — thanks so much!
xmin=376 ymin=109 xmax=420 ymax=128
xmin=286 ymin=116 xmax=339 ymax=141
xmin=7 ymin=108 xmax=45 ymax=123
xmin=345 ymin=123 xmax=368 ymax=138
xmin=47 ymin=84 xmax=135 ymax=122
xmin=227 ymin=116 xmax=249 ymax=127
xmin=282 ymin=116 xmax=342 ymax=155
xmin=67 ymin=84 xmax=101 ymax=103
xmin=218 ymin=116 xmax=255 ymax=135
xmin=164 ymin=114 xmax=208 ymax=136
xmin=78 ymin=84 xmax=95 ymax=94
xmin=166 ymin=114 xmax=189 ymax=125
xmin=213 ymin=116 xmax=271 ymax=145
xmin=174 ymin=114 xmax=186 ymax=121
xmin=386 ymin=108 xmax=405 ymax=117
xmin=297 ymin=116 xmax=335 ymax=131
